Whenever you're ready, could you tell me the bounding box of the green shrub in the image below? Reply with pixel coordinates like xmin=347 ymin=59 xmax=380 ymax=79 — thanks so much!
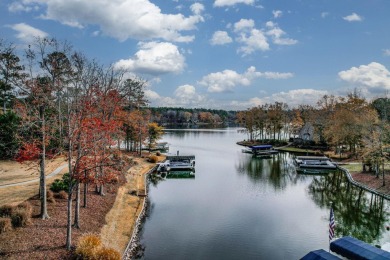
xmin=76 ymin=234 xmax=102 ymax=259
xmin=0 ymin=217 xmax=12 ymax=234
xmin=50 ymin=173 xmax=74 ymax=192
xmin=96 ymin=247 xmax=121 ymax=260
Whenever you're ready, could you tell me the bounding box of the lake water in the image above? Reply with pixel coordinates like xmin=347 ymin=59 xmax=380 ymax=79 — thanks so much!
xmin=139 ymin=128 xmax=390 ymax=259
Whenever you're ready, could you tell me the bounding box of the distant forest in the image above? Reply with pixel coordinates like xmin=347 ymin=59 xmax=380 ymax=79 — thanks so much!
xmin=148 ymin=107 xmax=238 ymax=126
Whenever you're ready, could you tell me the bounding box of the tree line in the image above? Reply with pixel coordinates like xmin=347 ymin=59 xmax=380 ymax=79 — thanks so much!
xmin=149 ymin=107 xmax=237 ymax=126
xmin=236 ymin=92 xmax=390 ymax=174
xmin=0 ymin=37 xmax=163 ymax=249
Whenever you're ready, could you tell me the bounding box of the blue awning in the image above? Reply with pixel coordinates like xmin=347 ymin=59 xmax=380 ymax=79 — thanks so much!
xmin=249 ymin=145 xmax=273 ymax=150
xmin=330 ymin=236 xmax=390 ymax=260
xmin=300 ymin=249 xmax=341 ymax=260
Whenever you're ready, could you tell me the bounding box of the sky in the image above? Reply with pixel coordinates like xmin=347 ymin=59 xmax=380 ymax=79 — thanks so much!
xmin=1 ymin=0 xmax=390 ymax=110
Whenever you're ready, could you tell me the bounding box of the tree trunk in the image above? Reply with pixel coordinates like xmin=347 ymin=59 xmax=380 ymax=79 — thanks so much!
xmin=383 ymin=161 xmax=385 ymax=186
xmin=99 ymin=184 xmax=105 ymax=196
xmin=65 ymin=93 xmax=73 ymax=250
xmin=66 ymin=189 xmax=72 ymax=250
xmin=83 ymin=182 xmax=88 ymax=208
xmin=73 ymin=181 xmax=80 ymax=228
xmin=39 ymin=106 xmax=49 ymax=219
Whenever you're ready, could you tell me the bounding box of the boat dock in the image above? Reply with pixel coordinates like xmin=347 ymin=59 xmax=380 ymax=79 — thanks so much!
xmin=157 ymin=155 xmax=196 ymax=172
xmin=242 ymin=145 xmax=279 ymax=156
xmin=295 ymin=156 xmax=337 ymax=172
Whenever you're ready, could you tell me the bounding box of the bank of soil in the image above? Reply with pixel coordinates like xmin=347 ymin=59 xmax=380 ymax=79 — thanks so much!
xmin=0 ymin=154 xmax=161 ymax=259
xmin=351 ymin=170 xmax=390 ymax=195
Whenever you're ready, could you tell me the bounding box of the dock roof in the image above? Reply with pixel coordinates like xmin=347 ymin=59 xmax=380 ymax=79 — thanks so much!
xmin=330 ymin=236 xmax=390 ymax=260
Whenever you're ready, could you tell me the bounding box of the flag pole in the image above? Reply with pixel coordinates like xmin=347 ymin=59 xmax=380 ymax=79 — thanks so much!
xmin=329 ymin=202 xmax=335 ymax=252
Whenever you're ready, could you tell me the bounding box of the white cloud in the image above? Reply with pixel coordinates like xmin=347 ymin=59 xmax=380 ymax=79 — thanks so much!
xmin=9 ymin=23 xmax=49 ymax=43
xmin=145 ymin=89 xmax=161 ymax=100
xmin=236 ymin=29 xmax=269 ymax=55
xmin=343 ymin=13 xmax=363 ymax=22
xmin=233 ymin=19 xmax=255 ymax=32
xmin=384 ymin=49 xmax=390 ymax=56
xmin=114 ymin=42 xmax=185 ymax=76
xmin=210 ymin=31 xmax=233 ymax=45
xmin=12 ymin=0 xmax=204 ymax=42
xmin=146 ymin=85 xmax=208 ymax=108
xmin=338 ymin=62 xmax=390 ymax=90
xmin=174 ymin=85 xmax=207 ymax=105
xmin=266 ymin=21 xmax=298 ymax=45
xmin=8 ymin=2 xmax=34 ymax=12
xmin=234 ymin=19 xmax=269 ymax=55
xmin=231 ymin=19 xmax=297 ymax=55
xmin=272 ymin=10 xmax=283 ymax=19
xmin=230 ymin=89 xmax=328 ymax=109
xmin=199 ymin=66 xmax=293 ymax=93
xmin=214 ymin=0 xmax=254 ymax=7
xmin=321 ymin=12 xmax=329 ymax=18
xmin=190 ymin=3 xmax=205 ymax=16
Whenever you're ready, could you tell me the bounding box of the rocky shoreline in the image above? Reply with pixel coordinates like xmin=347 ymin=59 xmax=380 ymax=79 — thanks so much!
xmin=122 ymin=166 xmax=156 ymax=259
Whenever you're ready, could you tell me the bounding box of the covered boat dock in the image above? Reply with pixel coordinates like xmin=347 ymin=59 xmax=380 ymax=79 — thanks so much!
xmin=330 ymin=236 xmax=390 ymax=259
xmin=300 ymin=249 xmax=341 ymax=259
xmin=242 ymin=145 xmax=278 ymax=156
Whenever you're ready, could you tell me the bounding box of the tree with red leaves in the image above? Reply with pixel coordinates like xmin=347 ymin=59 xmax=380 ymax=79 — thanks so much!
xmin=15 ymin=38 xmax=73 ymax=220
xmin=15 ymin=76 xmax=58 ymax=220
xmin=63 ymin=58 xmax=128 ymax=249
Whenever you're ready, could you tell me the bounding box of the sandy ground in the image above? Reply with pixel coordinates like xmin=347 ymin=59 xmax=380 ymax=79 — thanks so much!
xmin=0 ymin=157 xmax=68 ymax=206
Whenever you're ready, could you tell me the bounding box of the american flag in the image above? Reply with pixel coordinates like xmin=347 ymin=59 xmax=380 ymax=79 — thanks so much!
xmin=329 ymin=207 xmax=335 ymax=241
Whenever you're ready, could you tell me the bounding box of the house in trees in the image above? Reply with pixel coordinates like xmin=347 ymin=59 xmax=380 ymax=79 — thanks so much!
xmin=293 ymin=123 xmax=314 ymax=144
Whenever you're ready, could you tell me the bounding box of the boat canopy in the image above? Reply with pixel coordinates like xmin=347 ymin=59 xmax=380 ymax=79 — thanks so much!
xmin=330 ymin=236 xmax=390 ymax=260
xmin=249 ymin=145 xmax=273 ymax=150
xmin=166 ymin=155 xmax=195 ymax=161
xmin=301 ymin=249 xmax=341 ymax=260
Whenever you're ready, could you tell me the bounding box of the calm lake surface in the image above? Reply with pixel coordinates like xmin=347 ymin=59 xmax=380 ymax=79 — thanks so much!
xmin=139 ymin=128 xmax=390 ymax=259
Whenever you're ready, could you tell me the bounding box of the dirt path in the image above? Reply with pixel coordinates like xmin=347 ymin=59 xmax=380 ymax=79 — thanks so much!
xmin=100 ymin=156 xmax=162 ymax=255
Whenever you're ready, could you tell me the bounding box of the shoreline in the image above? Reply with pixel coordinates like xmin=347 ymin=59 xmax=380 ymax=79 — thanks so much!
xmin=99 ymin=155 xmax=164 ymax=258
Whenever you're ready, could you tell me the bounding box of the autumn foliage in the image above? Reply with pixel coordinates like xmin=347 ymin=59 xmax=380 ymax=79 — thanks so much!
xmin=76 ymin=234 xmax=121 ymax=260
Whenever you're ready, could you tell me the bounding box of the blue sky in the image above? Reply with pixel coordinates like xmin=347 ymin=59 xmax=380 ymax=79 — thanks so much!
xmin=1 ymin=0 xmax=390 ymax=110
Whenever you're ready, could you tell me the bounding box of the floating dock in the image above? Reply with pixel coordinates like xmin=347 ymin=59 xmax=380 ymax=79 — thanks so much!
xmin=242 ymin=145 xmax=279 ymax=156
xmin=295 ymin=156 xmax=337 ymax=172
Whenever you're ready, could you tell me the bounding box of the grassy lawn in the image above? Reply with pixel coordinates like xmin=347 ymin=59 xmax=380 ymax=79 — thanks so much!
xmin=0 ymin=157 xmax=68 ymax=206
xmin=276 ymin=146 xmax=317 ymax=153
xmin=339 ymin=163 xmax=362 ymax=172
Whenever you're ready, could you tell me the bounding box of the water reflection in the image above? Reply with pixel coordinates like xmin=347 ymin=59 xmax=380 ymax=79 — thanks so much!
xmin=237 ymin=151 xmax=390 ymax=244
xmin=164 ymin=128 xmax=239 ymax=140
xmin=236 ymin=152 xmax=298 ymax=190
xmin=308 ymin=170 xmax=390 ymax=243
xmin=140 ymin=128 xmax=390 ymax=259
